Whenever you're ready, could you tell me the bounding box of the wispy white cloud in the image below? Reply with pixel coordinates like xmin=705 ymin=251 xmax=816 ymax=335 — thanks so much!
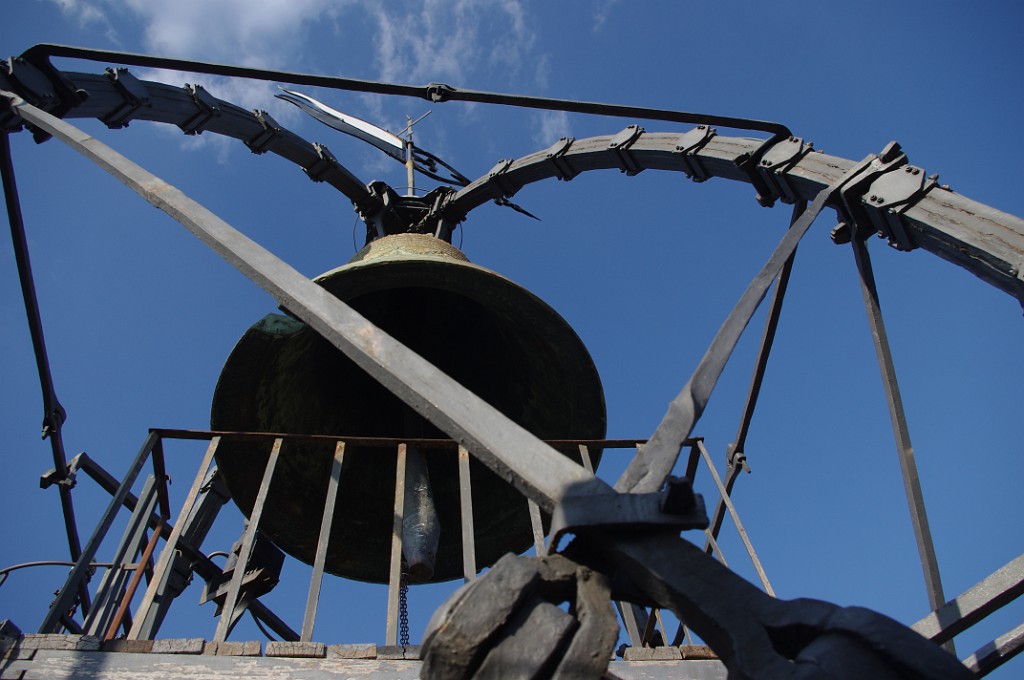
xmin=80 ymin=0 xmax=351 ymax=156
xmin=50 ymin=0 xmax=119 ymax=43
xmin=592 ymin=0 xmax=619 ymax=33
xmin=366 ymin=0 xmax=536 ymax=85
xmin=532 ymin=109 xmax=571 ymax=148
xmin=47 ymin=0 xmax=546 ymax=164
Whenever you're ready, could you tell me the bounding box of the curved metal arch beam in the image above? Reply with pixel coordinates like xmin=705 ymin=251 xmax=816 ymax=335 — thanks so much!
xmin=4 ymin=61 xmax=1021 ymax=302
xmin=441 ymin=130 xmax=1024 ymax=303
xmin=1 ymin=66 xmax=375 ymax=210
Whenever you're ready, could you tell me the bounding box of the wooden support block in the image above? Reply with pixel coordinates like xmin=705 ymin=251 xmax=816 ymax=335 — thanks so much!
xmin=264 ymin=641 xmax=326 ymax=658
xmin=151 ymin=638 xmax=205 ymax=654
xmin=622 ymin=645 xmax=683 ymax=661
xmin=327 ymin=643 xmax=377 ymax=659
xmin=203 ymin=640 xmax=262 ymax=656
xmin=101 ymin=639 xmax=155 ymax=653
xmin=679 ymin=644 xmax=719 ymax=660
xmin=18 ymin=634 xmax=101 ymax=651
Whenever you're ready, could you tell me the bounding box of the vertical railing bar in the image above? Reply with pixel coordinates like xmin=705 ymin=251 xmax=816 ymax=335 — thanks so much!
xmin=683 ymin=441 xmax=701 ymax=483
xmin=301 ymin=441 xmax=345 ymax=642
xmin=852 ymin=238 xmax=948 ymax=616
xmin=385 ymin=443 xmax=408 ymax=646
xmin=527 ymin=500 xmax=546 ymax=556
xmin=213 ymin=437 xmax=282 ymax=642
xmin=577 ymin=444 xmax=594 ymax=474
xmin=697 ymin=440 xmax=774 ymax=596
xmin=105 ymin=518 xmax=165 ymax=640
xmin=151 ymin=437 xmax=172 ymax=520
xmin=673 ymin=621 xmax=695 ymax=647
xmin=129 ymin=436 xmax=220 ymax=639
xmin=457 ymin=446 xmax=477 ymax=582
xmin=39 ymin=430 xmax=160 ymax=633
xmin=616 ymin=601 xmax=643 ymax=648
xmin=83 ymin=476 xmax=158 ymax=635
xmin=655 ymin=609 xmax=670 ymax=646
xmin=641 ymin=608 xmax=658 ymax=646
xmin=702 ymin=464 xmax=742 ymax=554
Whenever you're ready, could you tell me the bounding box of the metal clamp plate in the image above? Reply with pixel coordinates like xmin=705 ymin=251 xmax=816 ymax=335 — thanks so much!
xmin=608 ymin=124 xmax=644 ymax=176
xmin=178 ymin=84 xmax=221 ymax=135
xmin=674 ymin=124 xmax=716 ymax=182
xmin=549 ymin=484 xmax=708 ymax=552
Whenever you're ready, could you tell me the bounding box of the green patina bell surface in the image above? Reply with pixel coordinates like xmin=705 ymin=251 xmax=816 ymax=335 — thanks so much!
xmin=211 ymin=233 xmax=606 ymax=584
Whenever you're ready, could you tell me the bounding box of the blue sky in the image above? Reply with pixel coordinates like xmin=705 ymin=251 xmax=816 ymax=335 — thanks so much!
xmin=1 ymin=0 xmax=1022 ymax=673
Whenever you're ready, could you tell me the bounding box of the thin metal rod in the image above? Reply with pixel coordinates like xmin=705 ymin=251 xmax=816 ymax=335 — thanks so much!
xmin=1 ymin=132 xmax=86 ymax=608
xmin=729 ymin=200 xmax=805 ymax=460
xmin=457 ymin=446 xmax=476 ymax=582
xmin=703 ymin=203 xmax=803 ymax=556
xmin=704 ymin=529 xmax=729 ymax=567
xmin=24 ymin=44 xmax=792 ymax=138
xmin=615 ymin=164 xmax=874 ymax=494
xmin=697 ymin=440 xmax=774 ymax=596
xmin=83 ymin=475 xmax=157 ymax=636
xmin=105 ymin=518 xmax=164 ymax=640
xmin=386 ymin=444 xmax=408 ymax=646
xmin=213 ymin=437 xmax=282 ymax=642
xmin=39 ymin=430 xmax=159 ymax=633
xmin=852 ymin=237 xmax=947 ymax=614
xmin=129 ymin=436 xmax=220 ymax=639
xmin=301 ymin=441 xmax=345 ymax=642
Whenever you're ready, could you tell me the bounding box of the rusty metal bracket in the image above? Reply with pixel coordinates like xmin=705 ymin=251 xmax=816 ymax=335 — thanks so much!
xmin=548 ymin=480 xmax=709 ymax=552
xmin=244 ymin=109 xmax=284 ymax=155
xmin=858 ymin=163 xmax=938 ymax=250
xmin=675 ymin=124 xmax=716 ymax=182
xmin=755 ymin=135 xmax=814 ymax=204
xmin=608 ymin=124 xmax=644 ymax=176
xmin=178 ymin=84 xmax=220 ymax=135
xmin=100 ymin=68 xmax=150 ymax=129
xmin=544 ymin=136 xmax=578 ymax=181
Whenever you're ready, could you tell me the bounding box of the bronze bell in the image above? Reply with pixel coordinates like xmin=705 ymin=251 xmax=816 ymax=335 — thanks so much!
xmin=210 ymin=233 xmax=606 ymax=584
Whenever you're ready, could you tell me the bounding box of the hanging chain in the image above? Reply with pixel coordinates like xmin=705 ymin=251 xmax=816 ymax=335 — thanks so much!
xmin=399 ymin=572 xmax=410 ymax=646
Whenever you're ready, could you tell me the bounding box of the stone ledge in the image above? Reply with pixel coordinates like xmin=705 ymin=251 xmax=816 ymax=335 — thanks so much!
xmin=623 ymin=645 xmax=683 ymax=661
xmin=264 ymin=641 xmax=325 ymax=658
xmin=377 ymin=645 xmax=420 ymax=660
xmin=327 ymin=643 xmax=377 ymax=659
xmin=203 ymin=640 xmax=262 ymax=656
xmin=100 ymin=639 xmax=154 ymax=654
xmin=17 ymin=634 xmax=100 ymax=652
xmin=151 ymin=638 xmax=205 ymax=654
